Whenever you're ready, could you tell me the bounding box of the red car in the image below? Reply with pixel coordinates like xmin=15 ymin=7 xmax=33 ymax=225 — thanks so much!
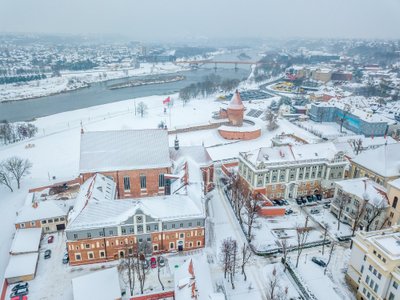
xmin=47 ymin=236 xmax=54 ymax=244
xmin=150 ymin=257 xmax=157 ymax=269
xmin=11 ymin=296 xmax=28 ymax=300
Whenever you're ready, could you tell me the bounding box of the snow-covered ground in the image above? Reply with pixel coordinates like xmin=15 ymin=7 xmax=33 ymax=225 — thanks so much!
xmin=287 ymin=245 xmax=355 ymax=300
xmin=0 ymin=62 xmax=188 ymax=102
xmin=295 ymin=120 xmax=353 ymax=139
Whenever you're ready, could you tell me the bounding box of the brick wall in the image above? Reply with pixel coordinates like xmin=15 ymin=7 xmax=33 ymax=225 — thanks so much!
xmin=227 ymin=108 xmax=244 ymax=126
xmin=131 ymin=290 xmax=174 ymax=300
xmin=82 ymin=167 xmax=170 ymax=199
xmin=218 ymin=128 xmax=261 ymax=140
xmin=15 ymin=220 xmax=41 ymax=230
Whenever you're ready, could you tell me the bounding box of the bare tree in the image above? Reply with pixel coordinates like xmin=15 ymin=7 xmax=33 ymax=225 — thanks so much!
xmin=321 ymin=224 xmax=329 ymax=256
xmin=243 ymin=195 xmax=260 ymax=242
xmin=365 ymin=200 xmax=387 ymax=232
xmin=265 ymin=109 xmax=279 ymax=131
xmin=136 ymin=101 xmax=148 ymax=118
xmin=295 ymin=216 xmax=310 ymax=268
xmin=0 ymin=163 xmax=14 ymax=192
xmin=324 ymin=242 xmax=335 ymax=275
xmin=219 ymin=237 xmax=238 ymax=289
xmin=135 ymin=241 xmax=150 ymax=294
xmin=338 ymin=104 xmax=351 ymax=133
xmin=266 ymin=267 xmax=288 ymax=300
xmin=230 ymin=175 xmax=246 ymax=225
xmin=3 ymin=157 xmax=32 ymax=189
xmin=280 ymin=239 xmax=289 ymax=272
xmin=240 ymin=243 xmax=252 ymax=281
xmin=157 ymin=257 xmax=165 ymax=291
xmin=351 ymin=138 xmax=363 ymax=155
xmin=333 ymin=192 xmax=350 ymax=231
xmin=118 ymin=243 xmax=136 ymax=297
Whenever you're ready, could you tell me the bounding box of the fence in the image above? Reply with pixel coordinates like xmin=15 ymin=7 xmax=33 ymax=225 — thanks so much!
xmin=283 ymin=258 xmax=318 ymax=300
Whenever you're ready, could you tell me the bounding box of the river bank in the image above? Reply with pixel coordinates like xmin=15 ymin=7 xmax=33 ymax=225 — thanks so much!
xmin=108 ymin=74 xmax=185 ymax=90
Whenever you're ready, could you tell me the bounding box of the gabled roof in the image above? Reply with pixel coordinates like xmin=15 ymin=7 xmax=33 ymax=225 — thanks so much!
xmin=16 ymin=197 xmax=67 ymax=224
xmin=10 ymin=228 xmax=42 ymax=254
xmin=79 ymin=129 xmax=171 ymax=173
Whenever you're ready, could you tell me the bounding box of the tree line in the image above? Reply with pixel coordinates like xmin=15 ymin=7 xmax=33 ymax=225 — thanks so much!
xmin=0 ymin=121 xmax=38 ymax=145
xmin=179 ymin=74 xmax=240 ymax=103
xmin=0 ymin=73 xmax=47 ymax=85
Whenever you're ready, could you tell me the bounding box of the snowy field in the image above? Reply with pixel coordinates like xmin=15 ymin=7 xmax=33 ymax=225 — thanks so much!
xmin=295 ymin=120 xmax=353 ymax=139
xmin=0 ymin=62 xmax=188 ymax=102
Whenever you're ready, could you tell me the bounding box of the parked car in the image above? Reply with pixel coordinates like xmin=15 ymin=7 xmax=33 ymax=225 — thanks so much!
xmin=316 ymin=194 xmax=322 ymax=201
xmin=323 ymin=203 xmax=331 ymax=209
xmin=310 ymin=208 xmax=320 ymax=214
xmin=150 ymin=257 xmax=157 ymax=268
xmin=296 ymin=198 xmax=303 ymax=205
xmin=277 ymin=200 xmax=284 ymax=206
xmin=62 ymin=253 xmax=69 ymax=264
xmin=311 ymin=257 xmax=327 ymax=267
xmin=283 ymin=200 xmax=289 ymax=205
xmin=285 ymin=208 xmax=293 ymax=215
xmin=10 ymin=287 xmax=29 ymax=297
xmin=11 ymin=296 xmax=28 ymax=300
xmin=47 ymin=235 xmax=54 ymax=244
xmin=44 ymin=249 xmax=51 ymax=259
xmin=272 ymin=200 xmax=280 ymax=206
xmin=142 ymin=259 xmax=149 ymax=269
xmin=158 ymin=256 xmax=165 ymax=267
xmin=301 ymin=197 xmax=307 ymax=204
xmin=307 ymin=196 xmax=313 ymax=203
xmin=12 ymin=283 xmax=28 ymax=292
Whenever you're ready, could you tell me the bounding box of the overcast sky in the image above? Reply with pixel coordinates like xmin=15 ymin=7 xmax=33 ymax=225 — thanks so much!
xmin=1 ymin=0 xmax=400 ymax=41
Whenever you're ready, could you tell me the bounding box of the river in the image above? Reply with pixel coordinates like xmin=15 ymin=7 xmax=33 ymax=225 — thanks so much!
xmin=0 ymin=51 xmax=258 ymax=122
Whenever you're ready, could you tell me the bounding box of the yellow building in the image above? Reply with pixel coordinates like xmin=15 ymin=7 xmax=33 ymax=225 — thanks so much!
xmin=387 ymin=179 xmax=400 ymax=227
xmin=350 ymin=144 xmax=400 ymax=188
xmin=347 ymin=226 xmax=400 ymax=300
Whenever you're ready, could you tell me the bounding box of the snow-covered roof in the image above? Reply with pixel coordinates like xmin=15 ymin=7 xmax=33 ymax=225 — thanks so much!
xmin=241 ymin=142 xmax=341 ymax=166
xmin=174 ymin=255 xmax=222 ymax=300
xmin=68 ymin=173 xmax=116 ymax=225
xmin=67 ymin=194 xmax=204 ymax=231
xmin=72 ymin=267 xmax=121 ymax=300
xmin=228 ymin=90 xmax=244 ymax=110
xmin=351 ymin=143 xmax=400 ymax=177
xmin=4 ymin=252 xmax=38 ymax=279
xmin=374 ymin=235 xmax=400 ymax=259
xmin=170 ymin=146 xmax=213 ymax=167
xmin=16 ymin=197 xmax=67 ymax=224
xmin=335 ymin=177 xmax=388 ymax=207
xmin=79 ymin=129 xmax=171 ymax=173
xmin=10 ymin=228 xmax=42 ymax=254
xmin=388 ymin=178 xmax=400 ymax=190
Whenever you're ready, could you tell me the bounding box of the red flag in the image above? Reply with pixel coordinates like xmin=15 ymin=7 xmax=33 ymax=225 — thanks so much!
xmin=163 ymin=96 xmax=171 ymax=104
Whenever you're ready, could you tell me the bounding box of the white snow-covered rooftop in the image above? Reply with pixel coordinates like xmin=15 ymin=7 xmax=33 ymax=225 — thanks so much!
xmin=16 ymin=197 xmax=67 ymax=224
xmin=374 ymin=235 xmax=400 ymax=258
xmin=10 ymin=228 xmax=42 ymax=255
xmin=174 ymin=255 xmax=222 ymax=300
xmin=241 ymin=142 xmax=341 ymax=166
xmin=351 ymin=143 xmax=400 ymax=177
xmin=67 ymin=194 xmax=204 ymax=231
xmin=170 ymin=146 xmax=213 ymax=167
xmin=72 ymin=267 xmax=121 ymax=300
xmin=79 ymin=129 xmax=171 ymax=173
xmin=335 ymin=177 xmax=388 ymax=207
xmin=389 ymin=178 xmax=400 ymax=190
xmin=4 ymin=252 xmax=38 ymax=280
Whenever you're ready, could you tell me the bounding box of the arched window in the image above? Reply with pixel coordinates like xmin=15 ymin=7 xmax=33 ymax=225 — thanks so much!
xmin=393 ymin=196 xmax=398 ymax=209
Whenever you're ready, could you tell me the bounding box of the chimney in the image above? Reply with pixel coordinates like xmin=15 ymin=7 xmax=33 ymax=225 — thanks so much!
xmin=174 ymin=135 xmax=179 ymax=151
xmin=32 ymin=202 xmax=38 ymax=209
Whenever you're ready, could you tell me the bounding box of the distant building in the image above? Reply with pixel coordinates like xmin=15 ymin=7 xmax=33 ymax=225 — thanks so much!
xmin=238 ymin=142 xmax=347 ymax=200
xmin=346 ymin=226 xmax=400 ymax=300
xmin=386 ymin=179 xmax=400 ymax=227
xmin=331 ymin=71 xmax=353 ymax=81
xmin=309 ymin=102 xmax=390 ymax=137
xmin=311 ymin=68 xmax=332 ymax=83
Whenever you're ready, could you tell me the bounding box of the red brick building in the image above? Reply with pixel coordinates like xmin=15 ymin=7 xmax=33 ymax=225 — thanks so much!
xmin=66 ymin=174 xmax=206 ymax=266
xmin=79 ymin=129 xmax=172 ymax=198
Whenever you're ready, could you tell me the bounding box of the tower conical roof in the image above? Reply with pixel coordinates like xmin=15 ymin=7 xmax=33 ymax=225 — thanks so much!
xmin=228 ymin=90 xmax=244 ymax=110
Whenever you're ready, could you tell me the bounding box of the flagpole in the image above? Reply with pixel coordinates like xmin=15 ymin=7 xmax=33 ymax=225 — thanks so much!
xmin=169 ymin=100 xmax=172 ymax=128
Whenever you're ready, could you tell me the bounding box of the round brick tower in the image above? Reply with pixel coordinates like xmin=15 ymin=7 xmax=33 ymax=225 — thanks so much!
xmin=227 ymin=90 xmax=245 ymax=126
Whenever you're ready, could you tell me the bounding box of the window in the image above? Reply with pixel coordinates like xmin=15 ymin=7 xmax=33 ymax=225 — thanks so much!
xmin=180 ymin=233 xmax=184 ymax=238
xmin=88 ymin=252 xmax=94 ymax=259
xmin=48 ymin=219 xmax=53 ymax=223
xmin=366 ymin=275 xmax=370 ymax=284
xmin=140 ymin=174 xmax=146 ymax=189
xmin=197 ymin=241 xmax=201 ymax=246
xmin=172 ymin=224 xmax=175 ymax=229
xmin=188 ymin=223 xmax=192 ymax=227
xmin=393 ymin=281 xmax=398 ymax=289
xmin=155 ymin=225 xmax=158 ymax=230
xmin=368 ymin=265 xmax=373 ymax=271
xmin=197 ymin=221 xmax=201 ymax=226
xmin=60 ymin=217 xmax=65 ymax=221
xmin=99 ymin=231 xmax=104 ymax=237
xmin=159 ymin=174 xmax=165 ymax=187
xmin=122 ymin=228 xmax=126 ymax=234
xmin=41 ymin=220 xmax=47 ymax=224
xmin=137 ymin=225 xmax=143 ymax=232
xmin=73 ymin=234 xmax=78 ymax=239
xmin=378 ymin=273 xmax=381 ymax=279
xmin=360 ymin=265 xmax=364 ymax=273
xmin=87 ymin=233 xmax=91 ymax=238
xmin=374 ymin=283 xmax=378 ymax=293
xmin=20 ymin=223 xmax=25 ymax=228
xmin=388 ymin=292 xmax=395 ymax=300
xmin=393 ymin=196 xmax=398 ymax=209
xmin=109 ymin=230 xmax=114 ymax=235
xmin=123 ymin=176 xmax=130 ymax=191
xmin=169 ymin=242 xmax=174 ymax=249
xmin=85 ymin=244 xmax=90 ymax=249
xmin=75 ymin=254 xmax=81 ymax=261
xmin=100 ymin=251 xmax=105 ymax=258
xmin=54 ymin=218 xmax=59 ymax=222
xmin=180 ymin=223 xmax=183 ymax=228
xmin=146 ymin=226 xmax=150 ymax=231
